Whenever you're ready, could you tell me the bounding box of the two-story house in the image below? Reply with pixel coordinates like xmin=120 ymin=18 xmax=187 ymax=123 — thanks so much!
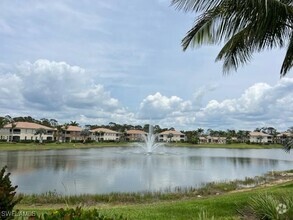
xmin=0 ymin=121 xmax=55 ymax=142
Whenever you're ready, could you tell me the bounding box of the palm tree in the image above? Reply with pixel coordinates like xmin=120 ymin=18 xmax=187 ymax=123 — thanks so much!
xmin=4 ymin=115 xmax=16 ymax=142
xmin=167 ymin=133 xmax=174 ymax=142
xmin=80 ymin=129 xmax=91 ymax=143
xmin=35 ymin=128 xmax=46 ymax=144
xmin=172 ymin=0 xmax=293 ymax=76
xmin=284 ymin=126 xmax=293 ymax=152
xmin=69 ymin=121 xmax=79 ymax=126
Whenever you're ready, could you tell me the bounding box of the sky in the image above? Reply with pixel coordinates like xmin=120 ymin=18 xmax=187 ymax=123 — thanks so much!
xmin=0 ymin=0 xmax=292 ymax=131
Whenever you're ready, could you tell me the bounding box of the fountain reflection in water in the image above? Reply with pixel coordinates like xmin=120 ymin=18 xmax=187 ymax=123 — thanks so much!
xmin=138 ymin=125 xmax=163 ymax=153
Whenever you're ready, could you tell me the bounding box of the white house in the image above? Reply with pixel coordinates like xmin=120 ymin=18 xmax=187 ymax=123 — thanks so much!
xmin=249 ymin=131 xmax=273 ymax=143
xmin=90 ymin=128 xmax=121 ymax=141
xmin=0 ymin=122 xmax=55 ymax=142
xmin=158 ymin=130 xmax=186 ymax=142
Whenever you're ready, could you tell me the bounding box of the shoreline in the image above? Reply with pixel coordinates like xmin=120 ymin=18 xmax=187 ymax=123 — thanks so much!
xmin=17 ymin=170 xmax=293 ymax=206
xmin=0 ymin=142 xmax=283 ymax=151
xmin=15 ymin=170 xmax=293 ymax=219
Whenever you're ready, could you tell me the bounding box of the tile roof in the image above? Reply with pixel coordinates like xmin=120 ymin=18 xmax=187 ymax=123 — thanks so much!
xmin=159 ymin=130 xmax=185 ymax=135
xmin=4 ymin=122 xmax=54 ymax=130
xmin=64 ymin=125 xmax=82 ymax=132
xmin=126 ymin=130 xmax=147 ymax=135
xmin=90 ymin=128 xmax=120 ymax=134
xmin=249 ymin=131 xmax=272 ymax=137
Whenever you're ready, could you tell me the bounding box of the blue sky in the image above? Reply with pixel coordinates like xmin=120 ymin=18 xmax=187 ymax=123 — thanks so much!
xmin=0 ymin=0 xmax=292 ymax=131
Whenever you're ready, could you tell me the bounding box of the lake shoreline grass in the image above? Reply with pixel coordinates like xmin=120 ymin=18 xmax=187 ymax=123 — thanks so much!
xmin=17 ymin=170 xmax=293 ymax=206
xmin=15 ymin=170 xmax=293 ymax=219
xmin=0 ymin=142 xmax=283 ymax=151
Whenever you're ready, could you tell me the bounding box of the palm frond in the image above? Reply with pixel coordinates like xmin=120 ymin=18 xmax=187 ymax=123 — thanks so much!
xmin=283 ymin=138 xmax=293 ymax=153
xmin=281 ymin=35 xmax=293 ymax=76
xmin=171 ymin=0 xmax=222 ymax=12
xmin=175 ymin=0 xmax=293 ymax=76
xmin=215 ymin=25 xmax=254 ymax=73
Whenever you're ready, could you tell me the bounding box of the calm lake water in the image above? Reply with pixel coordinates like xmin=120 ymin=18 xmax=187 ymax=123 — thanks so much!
xmin=0 ymin=146 xmax=292 ymax=195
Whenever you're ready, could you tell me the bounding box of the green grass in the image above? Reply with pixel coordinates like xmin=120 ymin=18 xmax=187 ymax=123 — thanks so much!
xmin=15 ymin=181 xmax=293 ymax=220
xmin=0 ymin=141 xmax=283 ymax=151
xmin=0 ymin=142 xmax=129 ymax=151
xmin=171 ymin=142 xmax=283 ymax=149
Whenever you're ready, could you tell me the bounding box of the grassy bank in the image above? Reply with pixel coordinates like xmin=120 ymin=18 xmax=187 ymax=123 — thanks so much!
xmin=15 ymin=171 xmax=293 ymax=219
xmin=0 ymin=142 xmax=129 ymax=151
xmin=16 ymin=180 xmax=293 ymax=219
xmin=171 ymin=142 xmax=283 ymax=149
xmin=0 ymin=142 xmax=283 ymax=151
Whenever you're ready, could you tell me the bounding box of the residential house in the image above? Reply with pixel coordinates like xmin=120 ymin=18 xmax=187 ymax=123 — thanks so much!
xmin=0 ymin=122 xmax=55 ymax=142
xmin=158 ymin=130 xmax=186 ymax=142
xmin=199 ymin=136 xmax=226 ymax=144
xmin=63 ymin=125 xmax=82 ymax=142
xmin=90 ymin=128 xmax=121 ymax=141
xmin=276 ymin=132 xmax=292 ymax=144
xmin=249 ymin=131 xmax=273 ymax=143
xmin=126 ymin=130 xmax=147 ymax=141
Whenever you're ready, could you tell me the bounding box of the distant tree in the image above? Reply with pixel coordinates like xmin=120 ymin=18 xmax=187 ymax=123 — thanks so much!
xmin=134 ymin=125 xmax=143 ymax=130
xmin=236 ymin=130 xmax=246 ymax=143
xmin=49 ymin=119 xmax=58 ymax=127
xmin=69 ymin=121 xmax=79 ymax=126
xmin=80 ymin=129 xmax=91 ymax=143
xmin=35 ymin=128 xmax=46 ymax=144
xmin=143 ymin=124 xmax=150 ymax=132
xmin=109 ymin=122 xmax=116 ymax=127
xmin=254 ymin=128 xmax=261 ymax=132
xmin=40 ymin=118 xmax=51 ymax=127
xmin=284 ymin=126 xmax=293 ymax=152
xmin=0 ymin=117 xmax=6 ymax=129
xmin=185 ymin=130 xmax=199 ymax=144
xmin=153 ymin=125 xmax=162 ymax=134
xmin=4 ymin=115 xmax=16 ymax=142
xmin=197 ymin=128 xmax=204 ymax=136
xmin=167 ymin=133 xmax=174 ymax=142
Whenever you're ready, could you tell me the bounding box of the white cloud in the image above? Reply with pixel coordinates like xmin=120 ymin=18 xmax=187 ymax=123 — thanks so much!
xmin=138 ymin=92 xmax=192 ymax=119
xmin=195 ymin=78 xmax=293 ymax=130
xmin=0 ymin=59 xmax=124 ymax=123
xmin=0 ymin=59 xmax=292 ymax=131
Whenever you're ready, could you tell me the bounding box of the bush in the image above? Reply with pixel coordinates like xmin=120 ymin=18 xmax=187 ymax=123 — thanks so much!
xmin=33 ymin=207 xmax=127 ymax=220
xmin=0 ymin=166 xmax=22 ymax=220
xmin=249 ymin=193 xmax=293 ymax=219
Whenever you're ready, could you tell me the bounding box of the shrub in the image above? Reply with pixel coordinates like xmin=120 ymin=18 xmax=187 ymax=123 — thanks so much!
xmin=249 ymin=193 xmax=293 ymax=219
xmin=0 ymin=166 xmax=22 ymax=220
xmin=33 ymin=207 xmax=127 ymax=220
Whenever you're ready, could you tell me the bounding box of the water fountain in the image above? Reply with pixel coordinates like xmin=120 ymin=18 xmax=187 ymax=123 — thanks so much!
xmin=138 ymin=125 xmax=162 ymax=153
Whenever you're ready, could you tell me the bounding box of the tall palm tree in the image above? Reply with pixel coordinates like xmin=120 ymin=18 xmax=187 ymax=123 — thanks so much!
xmin=172 ymin=0 xmax=293 ymax=76
xmin=4 ymin=115 xmax=16 ymax=142
xmin=35 ymin=128 xmax=46 ymax=144
xmin=284 ymin=126 xmax=293 ymax=152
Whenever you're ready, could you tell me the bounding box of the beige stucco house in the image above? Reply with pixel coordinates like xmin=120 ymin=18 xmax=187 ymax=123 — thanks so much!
xmin=158 ymin=130 xmax=186 ymax=142
xmin=126 ymin=130 xmax=147 ymax=141
xmin=249 ymin=131 xmax=273 ymax=143
xmin=90 ymin=128 xmax=121 ymax=141
xmin=0 ymin=122 xmax=55 ymax=142
xmin=63 ymin=125 xmax=82 ymax=142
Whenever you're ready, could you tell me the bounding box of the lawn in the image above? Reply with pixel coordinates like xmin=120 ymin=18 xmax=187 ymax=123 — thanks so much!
xmin=0 ymin=142 xmax=283 ymax=151
xmin=0 ymin=142 xmax=129 ymax=151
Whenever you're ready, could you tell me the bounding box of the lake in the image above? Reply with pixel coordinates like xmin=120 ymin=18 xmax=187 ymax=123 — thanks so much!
xmin=0 ymin=146 xmax=292 ymax=195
